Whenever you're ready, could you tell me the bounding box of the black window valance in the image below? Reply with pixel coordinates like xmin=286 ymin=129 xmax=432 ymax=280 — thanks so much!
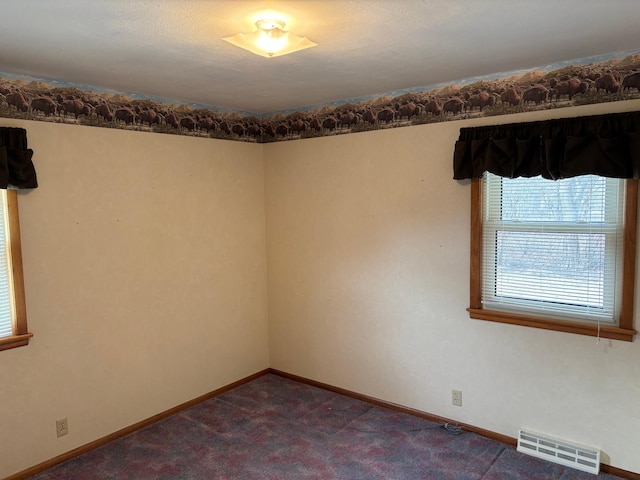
xmin=0 ymin=127 xmax=37 ymax=189
xmin=453 ymin=111 xmax=640 ymax=180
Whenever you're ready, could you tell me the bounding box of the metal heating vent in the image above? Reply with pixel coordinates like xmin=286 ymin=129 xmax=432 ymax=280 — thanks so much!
xmin=517 ymin=429 xmax=600 ymax=475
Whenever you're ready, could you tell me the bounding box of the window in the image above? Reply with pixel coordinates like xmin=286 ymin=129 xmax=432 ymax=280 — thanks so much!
xmin=468 ymin=173 xmax=637 ymax=341
xmin=0 ymin=189 xmax=31 ymax=352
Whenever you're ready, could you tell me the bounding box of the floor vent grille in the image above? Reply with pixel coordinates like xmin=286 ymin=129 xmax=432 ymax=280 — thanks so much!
xmin=517 ymin=429 xmax=600 ymax=475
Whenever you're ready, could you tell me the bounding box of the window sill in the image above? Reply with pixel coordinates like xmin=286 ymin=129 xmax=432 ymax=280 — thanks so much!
xmin=468 ymin=308 xmax=636 ymax=342
xmin=0 ymin=333 xmax=33 ymax=352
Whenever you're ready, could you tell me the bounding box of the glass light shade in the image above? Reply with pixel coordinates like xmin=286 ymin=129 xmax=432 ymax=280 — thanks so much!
xmin=223 ymin=19 xmax=317 ymax=58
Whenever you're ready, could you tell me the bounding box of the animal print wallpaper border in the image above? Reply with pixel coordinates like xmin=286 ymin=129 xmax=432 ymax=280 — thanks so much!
xmin=1 ymin=49 xmax=640 ymax=143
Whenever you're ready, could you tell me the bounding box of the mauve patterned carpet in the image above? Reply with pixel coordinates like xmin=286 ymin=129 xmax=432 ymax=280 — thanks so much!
xmin=29 ymin=374 xmax=622 ymax=480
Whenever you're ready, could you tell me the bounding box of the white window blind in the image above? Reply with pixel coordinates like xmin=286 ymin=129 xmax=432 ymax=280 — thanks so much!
xmin=482 ymin=172 xmax=624 ymax=324
xmin=0 ymin=190 xmax=16 ymax=338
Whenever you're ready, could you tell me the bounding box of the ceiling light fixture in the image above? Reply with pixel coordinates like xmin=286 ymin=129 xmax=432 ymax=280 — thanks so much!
xmin=223 ymin=19 xmax=317 ymax=58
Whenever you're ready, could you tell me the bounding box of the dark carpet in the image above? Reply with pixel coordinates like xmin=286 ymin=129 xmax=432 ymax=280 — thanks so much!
xmin=28 ymin=374 xmax=623 ymax=479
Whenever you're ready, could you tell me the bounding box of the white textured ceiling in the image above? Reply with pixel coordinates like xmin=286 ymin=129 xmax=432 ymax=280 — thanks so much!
xmin=1 ymin=0 xmax=640 ymax=114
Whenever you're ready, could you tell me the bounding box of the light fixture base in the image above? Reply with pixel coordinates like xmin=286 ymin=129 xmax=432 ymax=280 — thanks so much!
xmin=223 ymin=17 xmax=317 ymax=58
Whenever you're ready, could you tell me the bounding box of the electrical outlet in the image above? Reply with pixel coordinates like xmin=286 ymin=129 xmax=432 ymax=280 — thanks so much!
xmin=452 ymin=389 xmax=462 ymax=407
xmin=56 ymin=418 xmax=69 ymax=437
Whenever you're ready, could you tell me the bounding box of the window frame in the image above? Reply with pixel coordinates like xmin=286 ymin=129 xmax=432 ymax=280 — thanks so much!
xmin=0 ymin=189 xmax=32 ymax=352
xmin=468 ymin=177 xmax=638 ymax=342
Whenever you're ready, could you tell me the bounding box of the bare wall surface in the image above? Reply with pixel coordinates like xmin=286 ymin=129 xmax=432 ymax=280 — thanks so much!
xmin=0 ymin=121 xmax=269 ymax=478
xmin=264 ymin=100 xmax=640 ymax=474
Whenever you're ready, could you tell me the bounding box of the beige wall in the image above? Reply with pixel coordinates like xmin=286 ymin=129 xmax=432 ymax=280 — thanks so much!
xmin=265 ymin=99 xmax=640 ymax=474
xmin=0 ymin=120 xmax=269 ymax=478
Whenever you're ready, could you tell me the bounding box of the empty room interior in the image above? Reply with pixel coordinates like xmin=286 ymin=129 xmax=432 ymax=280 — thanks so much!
xmin=1 ymin=1 xmax=640 ymax=478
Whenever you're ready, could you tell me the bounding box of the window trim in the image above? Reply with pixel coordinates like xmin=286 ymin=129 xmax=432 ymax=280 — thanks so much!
xmin=468 ymin=177 xmax=638 ymax=342
xmin=0 ymin=189 xmax=32 ymax=352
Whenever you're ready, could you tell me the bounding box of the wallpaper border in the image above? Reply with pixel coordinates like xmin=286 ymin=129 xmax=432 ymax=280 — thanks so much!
xmin=1 ymin=50 xmax=640 ymax=143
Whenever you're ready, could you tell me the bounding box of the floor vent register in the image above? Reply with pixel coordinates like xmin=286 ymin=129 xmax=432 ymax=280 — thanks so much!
xmin=517 ymin=429 xmax=600 ymax=475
